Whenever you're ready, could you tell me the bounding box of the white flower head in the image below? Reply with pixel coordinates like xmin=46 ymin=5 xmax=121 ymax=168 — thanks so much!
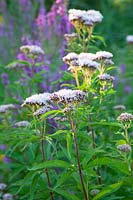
xmin=0 ymin=104 xmax=16 ymax=113
xmin=79 ymin=53 xmax=97 ymax=61
xmin=113 ymin=105 xmax=126 ymax=111
xmin=126 ymin=35 xmax=133 ymax=44
xmin=104 ymin=59 xmax=114 ymax=65
xmin=3 ymin=193 xmax=13 ymax=200
xmin=117 ymin=112 xmax=133 ymax=123
xmin=86 ymin=10 xmax=103 ymax=24
xmin=62 ymin=53 xmax=78 ymax=65
xmin=0 ymin=183 xmax=7 ymax=191
xmin=64 ymin=33 xmax=78 ymax=41
xmin=117 ymin=144 xmax=131 ymax=153
xmin=50 ymin=89 xmax=86 ymax=104
xmin=87 ymin=10 xmax=103 ymax=20
xmin=54 ymin=116 xmax=67 ymax=122
xmin=96 ymin=51 xmax=113 ymax=60
xmin=63 ymin=105 xmax=73 ymax=113
xmin=78 ymin=58 xmax=99 ymax=70
xmin=68 ymin=9 xmax=103 ymax=27
xmin=68 ymin=9 xmax=85 ymax=22
xmin=14 ymin=121 xmax=31 ymax=127
xmin=98 ymin=74 xmax=115 ymax=82
xmin=20 ymin=45 xmax=44 ymax=55
xmin=33 ymin=105 xmax=52 ymax=116
xmin=90 ymin=189 xmax=100 ymax=196
xmin=22 ymin=93 xmax=51 ymax=107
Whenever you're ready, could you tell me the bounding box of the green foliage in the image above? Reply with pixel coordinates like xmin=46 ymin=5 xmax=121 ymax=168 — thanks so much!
xmin=0 ymin=1 xmax=133 ymax=200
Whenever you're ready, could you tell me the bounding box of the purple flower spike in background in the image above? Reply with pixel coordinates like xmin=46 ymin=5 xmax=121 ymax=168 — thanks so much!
xmin=124 ymin=85 xmax=132 ymax=94
xmin=36 ymin=6 xmax=46 ymax=30
xmin=119 ymin=64 xmax=126 ymax=74
xmin=1 ymin=73 xmax=9 ymax=86
xmin=2 ymin=156 xmax=12 ymax=163
xmin=0 ymin=144 xmax=7 ymax=151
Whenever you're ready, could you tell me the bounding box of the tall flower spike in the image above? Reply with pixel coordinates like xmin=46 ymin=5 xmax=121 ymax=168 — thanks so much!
xmin=50 ymin=89 xmax=86 ymax=104
xmin=21 ymin=93 xmax=51 ymax=107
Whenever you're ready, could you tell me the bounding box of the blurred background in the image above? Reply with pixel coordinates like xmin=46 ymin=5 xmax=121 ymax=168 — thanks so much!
xmin=0 ymin=0 xmax=133 ymax=106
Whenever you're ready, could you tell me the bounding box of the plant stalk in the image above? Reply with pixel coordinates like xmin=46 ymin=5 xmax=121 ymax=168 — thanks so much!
xmin=125 ymin=127 xmax=130 ymax=144
xmin=89 ymin=116 xmax=102 ymax=185
xmin=69 ymin=114 xmax=89 ymax=200
xmin=41 ymin=119 xmax=54 ymax=200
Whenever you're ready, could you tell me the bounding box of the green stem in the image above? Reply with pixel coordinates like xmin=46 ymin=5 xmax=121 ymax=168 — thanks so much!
xmin=125 ymin=127 xmax=130 ymax=144
xmin=89 ymin=116 xmax=102 ymax=185
xmin=74 ymin=70 xmax=80 ymax=88
xmin=41 ymin=119 xmax=54 ymax=200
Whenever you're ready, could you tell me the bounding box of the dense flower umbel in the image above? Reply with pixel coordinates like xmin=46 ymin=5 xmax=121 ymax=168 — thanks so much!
xmin=78 ymin=58 xmax=99 ymax=69
xmin=64 ymin=33 xmax=78 ymax=42
xmin=79 ymin=53 xmax=97 ymax=61
xmin=126 ymin=35 xmax=133 ymax=44
xmin=20 ymin=45 xmax=45 ymax=55
xmin=62 ymin=52 xmax=78 ymax=65
xmin=21 ymin=93 xmax=51 ymax=107
xmin=104 ymin=59 xmax=114 ymax=65
xmin=96 ymin=51 xmax=113 ymax=60
xmin=117 ymin=113 xmax=133 ymax=123
xmin=90 ymin=189 xmax=100 ymax=196
xmin=98 ymin=74 xmax=114 ymax=82
xmin=14 ymin=121 xmax=31 ymax=127
xmin=0 ymin=104 xmax=16 ymax=113
xmin=117 ymin=144 xmax=131 ymax=152
xmin=0 ymin=183 xmax=7 ymax=190
xmin=63 ymin=52 xmax=99 ymax=75
xmin=33 ymin=105 xmax=52 ymax=116
xmin=3 ymin=193 xmax=13 ymax=200
xmin=50 ymin=89 xmax=86 ymax=104
xmin=68 ymin=9 xmax=103 ymax=28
